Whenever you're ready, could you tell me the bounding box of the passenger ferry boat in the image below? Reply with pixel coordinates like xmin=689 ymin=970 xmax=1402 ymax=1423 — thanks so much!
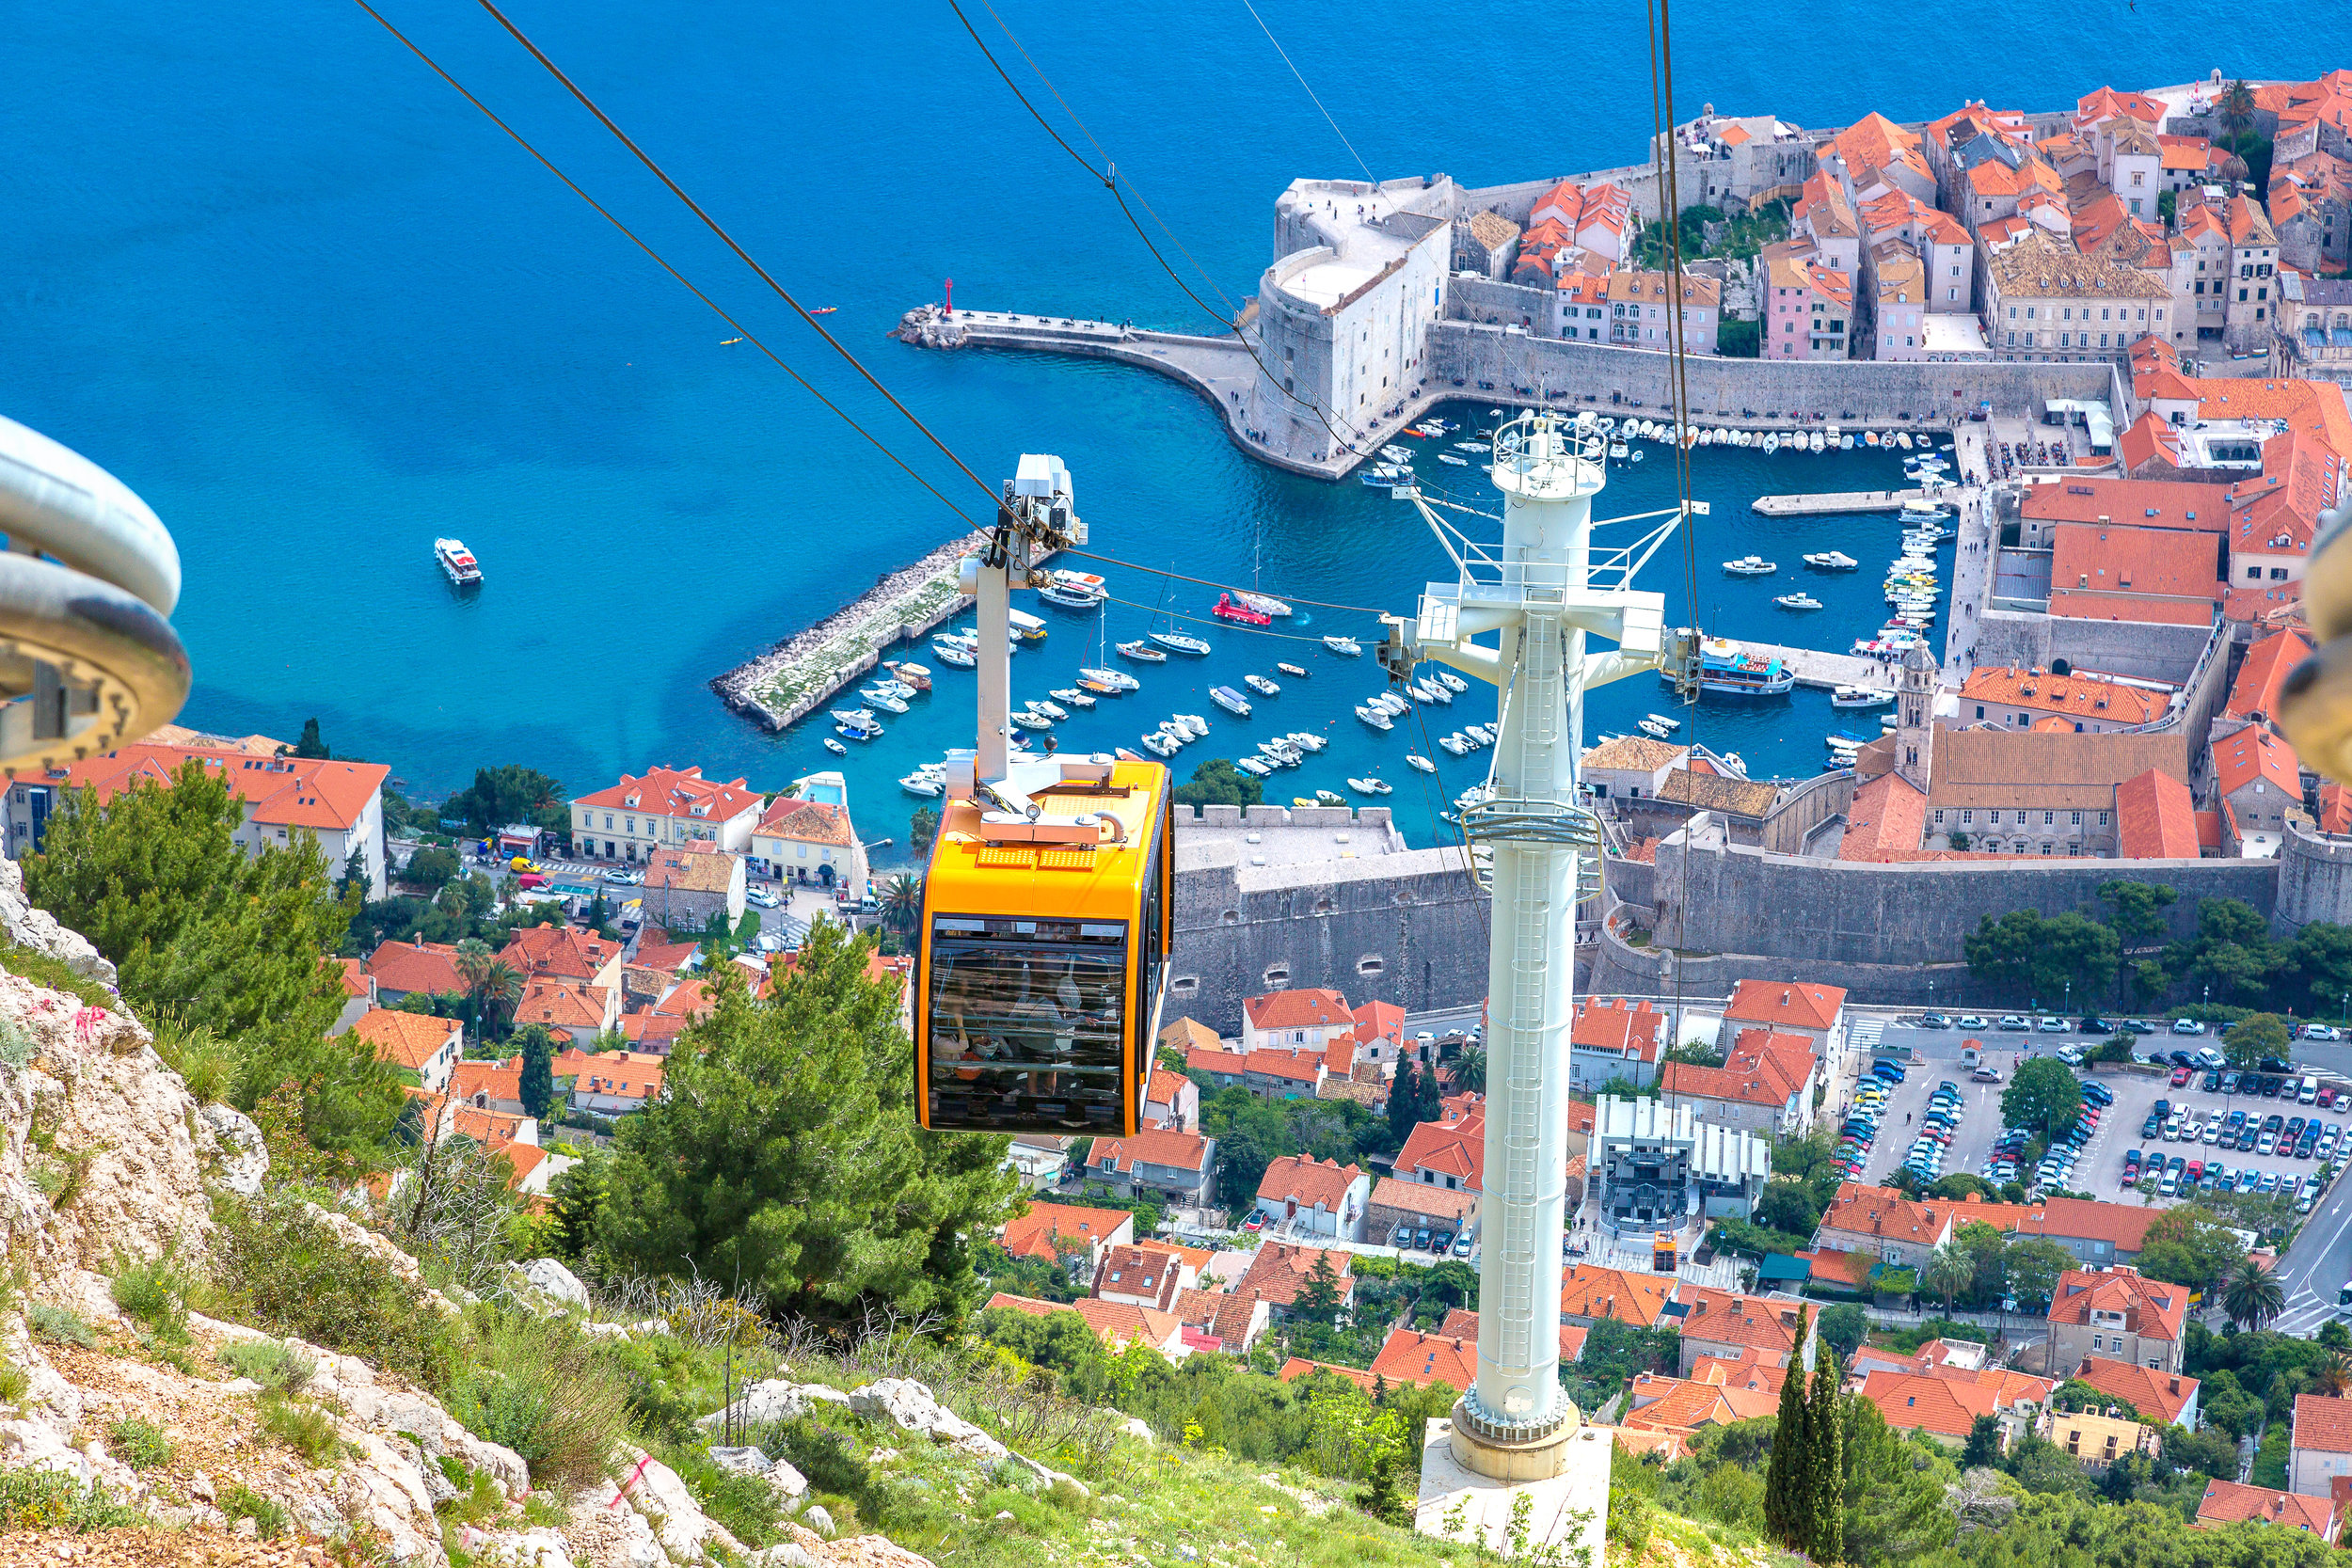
xmin=1683 ymin=637 xmax=1795 ymax=698
xmin=1211 ymin=593 xmax=1271 ymax=626
xmin=435 ymin=537 xmax=482 ymax=587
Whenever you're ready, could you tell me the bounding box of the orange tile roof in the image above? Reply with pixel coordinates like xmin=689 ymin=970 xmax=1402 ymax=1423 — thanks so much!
xmin=1367 ymin=1175 xmax=1478 ymax=1223
xmin=2210 ymin=726 xmax=2302 ymax=801
xmin=755 ymin=796 xmax=854 ymax=847
xmin=1959 ymin=663 xmax=2171 ymax=726
xmin=1092 ymin=1127 xmax=1211 ymax=1176
xmin=998 ymin=1202 xmax=1131 ymax=1262
xmin=350 ymin=1008 xmax=458 ymax=1072
xmin=2197 ymin=1480 xmax=2337 ymax=1534
xmin=1397 ymin=1111 xmax=1485 ymax=1192
xmin=569 ymin=1050 xmax=662 ymax=1102
xmin=1256 ymin=1154 xmax=1363 ymax=1212
xmin=1095 ymin=1243 xmax=1184 ymax=1307
xmin=642 ymin=843 xmax=739 ymax=895
xmin=1245 ymin=987 xmax=1353 ymax=1033
xmin=2118 ymin=412 xmax=2187 ymax=475
xmin=2228 ymin=630 xmax=2318 ymax=721
xmin=499 ymin=925 xmax=622 ymax=984
xmin=1571 ymin=997 xmax=1668 ymax=1059
xmin=1277 ymin=1356 xmax=1376 ymax=1392
xmin=631 ymin=934 xmax=701 ymax=974
xmin=1560 ymin=1265 xmax=1670 ymax=1326
xmin=1369 ymin=1326 xmax=1475 ymax=1390
xmin=1174 ymin=1287 xmax=1263 ymax=1351
xmin=334 ymin=958 xmax=371 ymax=999
xmin=1688 ymin=1348 xmax=1788 ymax=1394
xmin=450 ymin=1057 xmax=522 ymax=1106
xmin=1242 ymin=1048 xmax=1323 ymax=1084
xmin=1861 ymin=1370 xmax=2001 ymax=1438
xmin=1723 ymin=979 xmax=1845 ymax=1032
xmin=2074 ymin=1354 xmax=2198 ymax=1424
xmin=1237 ymin=1243 xmax=1354 ymax=1309
xmin=1670 ymin=1287 xmax=1807 ymax=1363
xmin=2297 ymin=1393 xmax=2352 ymax=1455
xmin=1146 ymin=1068 xmax=1190 ymax=1108
xmin=2324 ymin=782 xmax=2352 ymax=836
xmin=2047 ymin=523 xmax=2225 ymax=612
xmin=2115 ymin=768 xmax=2201 ymax=860
xmin=575 ymin=766 xmax=758 ymax=825
xmin=35 ymin=744 xmax=389 ymax=833
xmin=1839 ymin=771 xmax=1928 ymax=862
xmin=1186 ymin=1044 xmax=1248 ymax=1078
xmin=453 ymin=1104 xmax=529 ymax=1148
xmin=365 ymin=938 xmax=468 ymax=998
xmin=1799 ymin=1247 xmax=1878 ymax=1291
xmin=1660 ymin=1059 xmax=1792 ymax=1110
xmin=2049 ymin=1267 xmax=2185 ymax=1343
xmin=513 ymin=979 xmax=611 ymax=1032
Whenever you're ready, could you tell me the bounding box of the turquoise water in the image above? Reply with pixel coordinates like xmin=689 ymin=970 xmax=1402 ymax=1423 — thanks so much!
xmin=6 ymin=2 xmax=2346 ymax=857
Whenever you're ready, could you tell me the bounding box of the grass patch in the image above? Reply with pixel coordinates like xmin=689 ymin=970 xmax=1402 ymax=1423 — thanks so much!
xmin=434 ymin=1465 xmax=507 ymax=1530
xmin=440 ymin=1313 xmax=628 ymax=1495
xmin=218 ymin=1338 xmax=316 ymax=1394
xmin=27 ymin=1302 xmax=94 ymax=1349
xmin=0 ymin=1466 xmax=144 ymax=1532
xmin=260 ymin=1394 xmax=342 ymax=1465
xmin=204 ymin=1191 xmax=456 ymax=1388
xmin=220 ymin=1484 xmax=290 ymax=1540
xmin=111 ymin=1255 xmax=192 ymax=1343
xmin=0 ymin=944 xmax=116 ymax=1010
xmin=107 ymin=1418 xmax=173 ymax=1470
xmin=660 ymin=1441 xmax=786 ymax=1547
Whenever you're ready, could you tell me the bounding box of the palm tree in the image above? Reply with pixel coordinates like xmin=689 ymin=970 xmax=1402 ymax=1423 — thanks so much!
xmin=1924 ymin=1244 xmax=1975 ymax=1316
xmin=454 ymin=939 xmax=496 ymax=1037
xmin=2313 ymin=1352 xmax=2352 ymax=1398
xmin=2222 ymin=1259 xmax=2286 ymax=1332
xmin=882 ymin=874 xmax=923 ymax=934
xmin=1454 ymin=1045 xmax=1487 ymax=1094
xmin=457 ymin=951 xmax=524 ymax=1043
xmin=2220 ymin=79 xmax=2257 ymax=147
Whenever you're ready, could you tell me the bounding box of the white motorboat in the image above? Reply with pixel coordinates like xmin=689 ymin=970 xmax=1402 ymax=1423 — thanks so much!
xmin=1244 ymin=673 xmax=1280 ymax=697
xmin=1210 ymin=686 xmax=1252 ymax=718
xmin=1808 ymin=430 xmax=1826 ymax=451
xmin=1349 ymin=777 xmax=1393 ymax=796
xmin=1051 ymin=687 xmax=1097 ymax=709
xmin=1235 ymin=591 xmax=1293 ymax=619
xmin=1285 ymin=731 xmax=1327 ymax=752
xmin=1380 ymin=444 xmax=1416 ymax=464
xmin=1361 ymin=464 xmax=1411 ymax=488
xmin=1804 ymin=551 xmax=1859 ymax=570
xmin=1277 ymin=661 xmax=1309 ymax=679
xmin=435 ymin=537 xmax=483 ymax=587
xmin=1762 ymin=433 xmax=1780 ymax=454
xmin=1438 ymin=734 xmax=1469 ymax=755
xmin=1413 ymin=678 xmax=1453 ymax=705
xmin=1234 ymin=757 xmax=1271 ymax=777
xmin=900 ymin=773 xmax=944 ymax=797
xmin=1117 ymin=640 xmax=1168 ymax=663
xmin=1438 ymin=453 xmax=1469 ymax=466
xmin=1009 ymin=709 xmax=1052 ymax=731
xmin=1637 ymin=716 xmax=1675 ymax=738
xmin=1896 ymin=432 xmax=1914 ymax=450
xmin=1774 ymin=593 xmax=1823 ymax=610
xmin=1314 ymin=789 xmax=1347 ymax=807
xmin=1140 ymin=731 xmax=1178 ymax=757
xmin=1454 ymin=441 xmax=1490 ymax=453
xmin=1609 ymin=441 xmax=1630 ymax=460
xmin=1723 ymin=556 xmax=1777 ymax=576
xmin=822 ymin=737 xmax=848 ymax=754
xmin=1029 ymin=698 xmax=1069 ymax=721
xmin=1434 ymin=669 xmax=1469 ymax=692
xmin=1148 ymin=630 xmax=1212 ymax=657
xmin=1356 ymin=704 xmax=1395 ymax=731
xmin=1374 ymin=690 xmax=1411 ymax=715
xmin=1406 ymin=753 xmax=1437 ymax=773
xmin=1465 ymin=724 xmax=1495 ymax=745
xmin=1173 ymin=713 xmax=1209 ymax=738
xmin=1645 ymin=711 xmax=1682 ymax=732
xmin=834 ymin=716 xmax=882 ymax=741
xmin=931 ymin=641 xmax=977 ymax=669
xmin=859 ymin=688 xmax=910 ymax=714
xmin=1324 ymin=635 xmax=1363 ymax=657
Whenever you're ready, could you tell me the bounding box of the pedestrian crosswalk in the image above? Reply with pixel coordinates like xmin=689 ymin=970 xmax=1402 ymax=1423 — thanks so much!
xmin=1850 ymin=1018 xmax=1884 ymax=1058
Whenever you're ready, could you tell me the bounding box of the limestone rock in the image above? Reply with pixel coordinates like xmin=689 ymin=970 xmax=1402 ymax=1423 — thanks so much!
xmin=469 ymin=1526 xmax=578 ymax=1568
xmin=1120 ymin=1417 xmax=1155 ymax=1445
xmin=0 ymin=856 xmax=114 ymax=984
xmin=802 ymin=1504 xmax=836 ymax=1539
xmin=618 ymin=1449 xmax=745 ymax=1561
xmin=518 ymin=1257 xmax=590 ymax=1309
xmin=847 ymin=1378 xmax=941 ymax=1433
xmin=301 ymin=1203 xmax=461 ymax=1315
xmin=708 ymin=1446 xmax=772 ymax=1478
xmin=701 ymin=1378 xmax=851 ymax=1430
xmin=197 ymin=1101 xmax=268 ymax=1196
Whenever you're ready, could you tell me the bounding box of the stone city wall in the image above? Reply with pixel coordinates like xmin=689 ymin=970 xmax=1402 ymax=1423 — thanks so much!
xmin=1427 ymin=323 xmax=2117 ymax=420
xmin=1967 ymin=610 xmax=2217 ymax=689
xmin=1652 ymin=813 xmax=2277 ymax=967
xmin=2276 ymin=817 xmax=2352 ymax=933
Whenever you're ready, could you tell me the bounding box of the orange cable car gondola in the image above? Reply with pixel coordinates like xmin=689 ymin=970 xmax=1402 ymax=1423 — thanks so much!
xmin=913 ymin=452 xmax=1173 ymax=1135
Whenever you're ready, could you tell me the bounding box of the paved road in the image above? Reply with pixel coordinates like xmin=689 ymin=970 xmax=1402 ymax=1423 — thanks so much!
xmin=2272 ymin=1146 xmax=2352 ymax=1335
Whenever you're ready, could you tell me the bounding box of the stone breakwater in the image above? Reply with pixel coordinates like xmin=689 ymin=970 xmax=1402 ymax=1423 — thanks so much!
xmin=710 ymin=533 xmax=981 ymax=734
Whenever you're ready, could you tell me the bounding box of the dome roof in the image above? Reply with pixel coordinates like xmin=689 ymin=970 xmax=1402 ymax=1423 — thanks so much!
xmin=1901 ymin=641 xmax=1937 ymax=675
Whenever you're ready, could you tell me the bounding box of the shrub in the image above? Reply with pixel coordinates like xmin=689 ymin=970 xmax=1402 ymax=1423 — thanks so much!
xmin=0 ymin=1362 xmax=24 ymax=1407
xmin=220 ymin=1484 xmax=290 ymax=1540
xmin=435 ymin=1465 xmax=506 ymax=1529
xmin=106 ymin=1418 xmax=173 ymax=1470
xmin=261 ymin=1396 xmax=342 ymax=1465
xmin=758 ymin=1415 xmax=870 ymax=1499
xmin=205 ymin=1193 xmax=455 ymax=1387
xmin=111 ymin=1256 xmax=192 ymax=1343
xmin=0 ymin=1465 xmax=144 ymax=1531
xmin=0 ymin=945 xmax=116 ymax=1010
xmin=27 ymin=1303 xmax=94 ymax=1349
xmin=218 ymin=1339 xmax=316 ymax=1394
xmin=441 ymin=1314 xmax=628 ymax=1494
xmin=660 ymin=1442 xmax=785 ymax=1547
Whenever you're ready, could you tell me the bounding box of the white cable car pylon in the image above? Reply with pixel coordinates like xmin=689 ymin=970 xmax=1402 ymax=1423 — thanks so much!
xmin=1378 ymin=409 xmax=1700 ymax=1479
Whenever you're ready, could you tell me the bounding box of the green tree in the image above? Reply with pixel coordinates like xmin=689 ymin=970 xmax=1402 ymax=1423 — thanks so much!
xmin=1756 ymin=1182 xmax=1821 ymax=1238
xmin=1293 ymin=1253 xmax=1343 ymax=1329
xmin=1806 ymin=1350 xmax=1844 ymax=1565
xmin=1817 ymin=1304 xmax=1867 ymax=1360
xmin=2000 ymin=1057 xmax=2084 ymax=1141
xmin=909 ymin=806 xmax=940 ymax=855
xmin=594 ymin=923 xmax=1023 ymax=1323
xmin=2164 ymin=1421 xmax=2239 ymax=1479
xmin=2221 ymin=1258 xmax=2286 ymax=1332
xmin=2172 ymin=897 xmax=2284 ymax=1005
xmin=2292 ymin=922 xmax=2352 ymax=1017
xmin=1964 ymin=910 xmax=2042 ymax=997
xmin=2226 ymin=1012 xmax=2292 ymax=1071
xmin=2138 ymin=1205 xmax=2252 ymax=1294
xmin=2099 ymin=879 xmax=2178 ymax=964
xmin=1171 ymin=758 xmax=1263 ymax=809
xmin=881 ymin=874 xmax=923 ymax=934
xmin=2030 ymin=913 xmax=2121 ymax=1010
xmin=292 ymin=718 xmax=330 ymax=759
xmin=1960 ymin=1412 xmax=2003 ymax=1470
xmin=443 ymin=765 xmax=568 ymax=836
xmin=404 ymin=845 xmax=461 ymax=892
xmin=2000 ymin=1236 xmax=2074 ymax=1311
xmin=514 ymin=1023 xmax=558 ymax=1119
xmin=1764 ymin=1305 xmax=1812 ymax=1550
xmin=1454 ymin=1045 xmax=1486 ymax=1094
xmin=2220 ymin=78 xmax=2256 ymax=144
xmin=22 ymin=759 xmax=395 ymax=1153
xmin=1663 ymin=1038 xmax=1725 ymax=1067
xmin=1924 ymin=1244 xmax=1975 ymax=1315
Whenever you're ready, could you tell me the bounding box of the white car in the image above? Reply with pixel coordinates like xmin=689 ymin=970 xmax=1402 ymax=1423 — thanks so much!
xmin=2305 ymin=1023 xmax=2344 ymax=1041
xmin=746 ymin=886 xmax=783 ymax=910
xmin=2172 ymin=1019 xmax=2208 ymax=1036
xmin=2056 ymin=1047 xmax=2085 ymax=1066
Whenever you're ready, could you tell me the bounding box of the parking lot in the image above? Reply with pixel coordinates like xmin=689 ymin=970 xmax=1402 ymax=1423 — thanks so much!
xmin=1842 ymin=1021 xmax=2344 ymax=1210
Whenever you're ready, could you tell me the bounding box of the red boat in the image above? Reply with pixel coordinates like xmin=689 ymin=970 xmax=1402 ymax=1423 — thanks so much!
xmin=1212 ymin=593 xmax=1271 ymax=626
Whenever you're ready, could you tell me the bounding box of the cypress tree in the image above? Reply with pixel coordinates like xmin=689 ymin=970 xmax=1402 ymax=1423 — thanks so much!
xmin=1806 ymin=1347 xmax=1845 ymax=1564
xmin=1764 ymin=1305 xmax=1812 ymax=1550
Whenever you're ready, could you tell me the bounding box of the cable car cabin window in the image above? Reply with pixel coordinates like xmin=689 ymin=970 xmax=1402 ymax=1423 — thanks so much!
xmin=926 ymin=915 xmax=1129 ymax=1132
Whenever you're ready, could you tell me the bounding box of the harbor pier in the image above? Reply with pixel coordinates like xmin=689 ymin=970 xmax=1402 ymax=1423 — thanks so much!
xmin=1750 ymin=488 xmax=1934 ymax=516
xmin=1741 ymin=641 xmax=1893 ymax=691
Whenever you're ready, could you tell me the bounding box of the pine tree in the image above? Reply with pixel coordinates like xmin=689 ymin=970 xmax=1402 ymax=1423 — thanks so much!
xmin=1764 ymin=1305 xmax=1812 ymax=1550
xmin=1806 ymin=1347 xmax=1845 ymax=1564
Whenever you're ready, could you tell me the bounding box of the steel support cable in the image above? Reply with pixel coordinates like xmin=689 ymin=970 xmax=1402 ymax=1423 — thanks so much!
xmin=472 ymin=0 xmax=1004 ymax=510
xmin=1236 ymin=0 xmax=1376 ymax=187
xmin=974 ymin=0 xmax=1239 ymax=317
xmin=945 ymin=0 xmax=1374 ymax=458
xmin=349 ymin=0 xmax=992 ymax=537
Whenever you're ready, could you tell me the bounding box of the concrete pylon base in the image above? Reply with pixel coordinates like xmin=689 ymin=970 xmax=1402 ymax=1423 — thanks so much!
xmin=1414 ymin=1414 xmax=1611 ymax=1561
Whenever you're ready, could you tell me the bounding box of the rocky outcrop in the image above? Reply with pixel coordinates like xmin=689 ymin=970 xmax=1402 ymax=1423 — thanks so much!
xmin=890 ymin=304 xmax=967 ymax=349
xmin=700 ymin=1378 xmax=853 ymax=1430
xmin=0 ymin=854 xmax=114 ymax=984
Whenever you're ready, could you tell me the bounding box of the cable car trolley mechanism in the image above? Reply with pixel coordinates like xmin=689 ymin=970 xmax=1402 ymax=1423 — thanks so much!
xmin=914 ymin=456 xmax=1172 ymax=1136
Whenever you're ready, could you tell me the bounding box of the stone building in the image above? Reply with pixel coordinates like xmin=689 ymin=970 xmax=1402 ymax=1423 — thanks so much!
xmin=2043 ymin=1266 xmax=2185 ymax=1376
xmin=1984 ymin=230 xmax=2172 ymax=361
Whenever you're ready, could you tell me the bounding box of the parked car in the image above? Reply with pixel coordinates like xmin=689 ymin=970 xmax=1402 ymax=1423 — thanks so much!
xmin=2039 ymin=1016 xmax=2071 ymax=1033
xmin=2170 ymin=1067 xmax=2193 ymax=1086
xmin=1971 ymin=1067 xmax=2003 ymax=1084
xmin=1452 ymin=1235 xmax=1473 ymax=1259
xmin=1957 ymin=1015 xmax=1991 ymax=1029
xmin=746 ymin=886 xmax=783 ymax=910
xmin=2172 ymin=1019 xmax=2208 ymax=1035
xmin=2079 ymin=1017 xmax=2115 ymax=1036
xmin=2202 ymin=1071 xmax=2223 ymax=1092
xmin=2057 ymin=1046 xmax=2086 ymax=1066
xmin=1919 ymin=1013 xmax=1953 ymax=1029
xmin=603 ymin=867 xmax=644 ymax=885
xmin=2304 ymin=1023 xmax=2343 ymax=1041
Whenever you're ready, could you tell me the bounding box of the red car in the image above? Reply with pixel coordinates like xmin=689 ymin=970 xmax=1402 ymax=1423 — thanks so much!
xmin=2170 ymin=1066 xmax=2193 ymax=1086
